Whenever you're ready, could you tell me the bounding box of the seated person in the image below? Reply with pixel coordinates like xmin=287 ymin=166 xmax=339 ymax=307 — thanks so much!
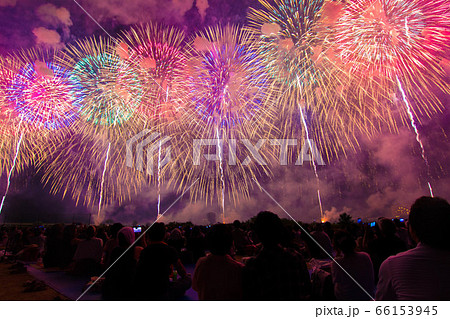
xmin=134 ymin=223 xmax=191 ymax=300
xmin=43 ymin=225 xmax=63 ymax=268
xmin=103 ymin=223 xmax=123 ymax=267
xmin=369 ymin=218 xmax=407 ymax=280
xmin=310 ymin=223 xmax=333 ymax=259
xmin=193 ymin=224 xmax=244 ymax=300
xmin=186 ymin=226 xmax=206 ymax=262
xmin=232 ymin=220 xmax=256 ymax=256
xmin=331 ymin=231 xmax=375 ymax=301
xmin=376 ymin=196 xmax=450 ymax=300
xmin=102 ymin=227 xmax=136 ymax=300
xmin=167 ymin=227 xmax=185 ymax=253
xmin=73 ymin=226 xmax=103 ymax=275
xmin=243 ymin=211 xmax=311 ymax=300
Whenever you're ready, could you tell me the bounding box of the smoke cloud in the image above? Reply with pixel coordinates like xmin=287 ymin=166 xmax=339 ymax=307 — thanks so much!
xmin=196 ymin=0 xmax=209 ymax=21
xmin=32 ymin=27 xmax=65 ymax=49
xmin=36 ymin=4 xmax=72 ymax=28
xmin=80 ymin=0 xmax=195 ymax=25
xmin=0 ymin=0 xmax=16 ymax=7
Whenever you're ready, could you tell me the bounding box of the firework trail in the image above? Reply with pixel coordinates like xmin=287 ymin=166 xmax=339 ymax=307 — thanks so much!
xmin=396 ymin=76 xmax=433 ymax=196
xmin=157 ymin=139 xmax=162 ymax=218
xmin=97 ymin=142 xmax=111 ymax=222
xmin=0 ymin=132 xmax=23 ymax=215
xmin=216 ymin=127 xmax=226 ymax=223
xmin=298 ymin=95 xmax=324 ymax=221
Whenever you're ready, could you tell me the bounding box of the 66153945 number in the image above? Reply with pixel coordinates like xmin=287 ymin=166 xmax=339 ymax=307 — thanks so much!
xmin=375 ymin=306 xmax=438 ymax=316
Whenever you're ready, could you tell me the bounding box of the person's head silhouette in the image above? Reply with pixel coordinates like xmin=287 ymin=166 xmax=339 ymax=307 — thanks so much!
xmin=254 ymin=211 xmax=287 ymax=247
xmin=207 ymin=224 xmax=233 ymax=256
xmin=86 ymin=226 xmax=96 ymax=239
xmin=409 ymin=196 xmax=450 ymax=250
xmin=147 ymin=222 xmax=166 ymax=242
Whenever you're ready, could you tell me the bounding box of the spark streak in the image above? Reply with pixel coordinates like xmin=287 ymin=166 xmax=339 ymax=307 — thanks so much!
xmin=216 ymin=127 xmax=226 ymax=223
xmin=157 ymin=139 xmax=162 ymax=218
xmin=298 ymin=77 xmax=324 ymax=221
xmin=97 ymin=142 xmax=111 ymax=221
xmin=396 ymin=76 xmax=433 ymax=197
xmin=0 ymin=132 xmax=24 ymax=215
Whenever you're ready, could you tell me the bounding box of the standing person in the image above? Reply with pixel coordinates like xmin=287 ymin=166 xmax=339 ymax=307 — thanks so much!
xmin=193 ymin=224 xmax=244 ymax=300
xmin=376 ymin=197 xmax=450 ymax=300
xmin=134 ymin=223 xmax=191 ymax=300
xmin=331 ymin=231 xmax=375 ymax=300
xmin=243 ymin=211 xmax=311 ymax=300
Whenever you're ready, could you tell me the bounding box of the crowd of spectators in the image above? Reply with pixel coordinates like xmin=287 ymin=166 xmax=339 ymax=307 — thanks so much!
xmin=1 ymin=196 xmax=449 ymax=300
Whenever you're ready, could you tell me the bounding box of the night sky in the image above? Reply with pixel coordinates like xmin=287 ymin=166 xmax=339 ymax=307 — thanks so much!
xmin=1 ymin=0 xmax=449 ymax=225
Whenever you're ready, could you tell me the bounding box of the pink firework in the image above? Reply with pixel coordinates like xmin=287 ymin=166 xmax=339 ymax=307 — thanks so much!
xmin=332 ymin=0 xmax=450 ymax=79
xmin=8 ymin=59 xmax=79 ymax=131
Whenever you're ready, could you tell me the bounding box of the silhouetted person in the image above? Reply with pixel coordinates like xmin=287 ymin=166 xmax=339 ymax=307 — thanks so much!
xmin=232 ymin=220 xmax=255 ymax=255
xmin=102 ymin=227 xmax=136 ymax=300
xmin=168 ymin=227 xmax=185 ymax=253
xmin=60 ymin=225 xmax=78 ymax=268
xmin=243 ymin=211 xmax=311 ymax=300
xmin=193 ymin=224 xmax=244 ymax=300
xmin=369 ymin=218 xmax=407 ymax=280
xmin=331 ymin=231 xmax=375 ymax=300
xmin=134 ymin=223 xmax=191 ymax=300
xmin=103 ymin=223 xmax=123 ymax=266
xmin=186 ymin=226 xmax=206 ymax=262
xmin=310 ymin=223 xmax=333 ymax=259
xmin=376 ymin=196 xmax=450 ymax=300
xmin=43 ymin=224 xmax=64 ymax=268
xmin=73 ymin=225 xmax=103 ymax=275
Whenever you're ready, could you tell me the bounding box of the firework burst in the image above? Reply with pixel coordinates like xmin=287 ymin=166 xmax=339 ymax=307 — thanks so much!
xmin=119 ymin=23 xmax=191 ymax=129
xmin=167 ymin=25 xmax=278 ymax=207
xmin=41 ymin=38 xmax=149 ymax=213
xmin=1 ymin=53 xmax=59 ymax=177
xmin=331 ymin=0 xmax=449 ymax=124
xmin=59 ymin=37 xmax=144 ymax=130
xmin=247 ymin=0 xmax=367 ymax=161
xmin=8 ymin=51 xmax=79 ymax=131
xmin=0 ymin=56 xmax=21 ymax=139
